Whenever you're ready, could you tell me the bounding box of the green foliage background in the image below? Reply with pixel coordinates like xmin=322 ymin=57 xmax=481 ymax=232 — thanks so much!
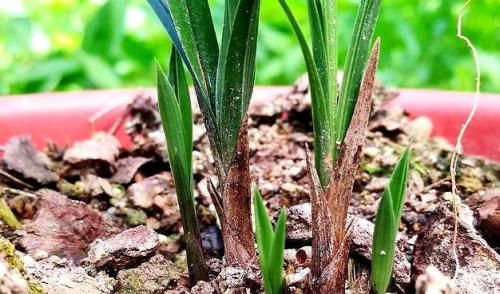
xmin=0 ymin=0 xmax=498 ymax=95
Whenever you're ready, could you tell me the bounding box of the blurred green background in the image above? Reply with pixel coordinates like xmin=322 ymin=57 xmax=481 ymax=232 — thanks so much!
xmin=0 ymin=0 xmax=498 ymax=95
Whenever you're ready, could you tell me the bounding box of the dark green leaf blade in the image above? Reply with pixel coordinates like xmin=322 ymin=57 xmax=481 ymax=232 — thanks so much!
xmin=371 ymin=149 xmax=410 ymax=294
xmin=371 ymin=188 xmax=396 ymax=294
xmin=147 ymin=0 xmax=220 ymax=151
xmin=216 ymin=0 xmax=260 ymax=167
xmin=269 ymin=209 xmax=287 ymax=294
xmin=156 ymin=65 xmax=189 ymax=184
xmin=168 ymin=48 xmax=192 ymax=168
xmin=336 ymin=0 xmax=382 ymax=145
xmin=388 ymin=148 xmax=411 ymax=221
xmin=157 ymin=64 xmax=207 ymax=281
xmin=253 ymin=187 xmax=274 ymax=294
xmin=306 ymin=0 xmax=328 ymax=97
xmin=147 ymin=0 xmax=218 ymax=99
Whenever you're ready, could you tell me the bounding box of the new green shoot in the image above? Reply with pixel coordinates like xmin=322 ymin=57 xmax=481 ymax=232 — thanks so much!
xmin=157 ymin=48 xmax=207 ymax=282
xmin=371 ymin=148 xmax=411 ymax=294
xmin=253 ymin=188 xmax=287 ymax=294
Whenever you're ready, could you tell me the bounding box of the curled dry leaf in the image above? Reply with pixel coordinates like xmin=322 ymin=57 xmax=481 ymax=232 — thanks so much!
xmin=63 ymin=132 xmax=120 ymax=165
xmin=3 ymin=136 xmax=58 ymax=184
xmin=111 ymin=156 xmax=152 ymax=184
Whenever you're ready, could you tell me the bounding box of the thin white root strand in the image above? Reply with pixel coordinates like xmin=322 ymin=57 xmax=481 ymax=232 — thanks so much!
xmin=450 ymin=0 xmax=481 ymax=281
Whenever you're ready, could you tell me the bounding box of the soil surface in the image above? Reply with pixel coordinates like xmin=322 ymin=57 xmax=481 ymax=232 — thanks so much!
xmin=0 ymin=81 xmax=499 ymax=294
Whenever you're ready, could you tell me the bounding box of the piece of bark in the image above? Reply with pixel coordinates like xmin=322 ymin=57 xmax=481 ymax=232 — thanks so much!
xmin=3 ymin=136 xmax=58 ymax=184
xmin=412 ymin=204 xmax=500 ymax=294
xmin=307 ymin=40 xmax=380 ymax=294
xmin=208 ymin=119 xmax=256 ymax=266
xmin=111 ymin=156 xmax=151 ymax=184
xmin=20 ymin=189 xmax=113 ymax=263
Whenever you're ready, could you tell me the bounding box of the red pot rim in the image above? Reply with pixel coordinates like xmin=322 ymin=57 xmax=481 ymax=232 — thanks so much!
xmin=0 ymin=87 xmax=499 ymax=162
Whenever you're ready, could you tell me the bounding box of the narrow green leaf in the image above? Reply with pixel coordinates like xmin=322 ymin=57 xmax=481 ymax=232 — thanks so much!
xmin=147 ymin=0 xmax=220 ymax=152
xmin=307 ymin=0 xmax=328 ymax=97
xmin=336 ymin=0 xmax=382 ymax=146
xmin=278 ymin=0 xmax=333 ymax=187
xmin=371 ymin=188 xmax=396 ymax=294
xmin=268 ymin=209 xmax=287 ymax=294
xmin=156 ymin=65 xmax=189 ymax=184
xmin=371 ymin=149 xmax=411 ymax=294
xmin=157 ymin=63 xmax=207 ymax=281
xmin=216 ymin=0 xmax=260 ymax=167
xmin=321 ymin=0 xmax=337 ymax=89
xmin=253 ymin=188 xmax=274 ymax=294
xmin=388 ymin=148 xmax=411 ymax=221
xmin=321 ymin=0 xmax=338 ymax=164
xmin=168 ymin=48 xmax=192 ymax=168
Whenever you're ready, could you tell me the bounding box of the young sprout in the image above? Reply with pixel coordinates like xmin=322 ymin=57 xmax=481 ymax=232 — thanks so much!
xmin=156 ymin=49 xmax=207 ymax=282
xmin=253 ymin=188 xmax=287 ymax=294
xmin=148 ymin=0 xmax=260 ymax=264
xmin=371 ymin=148 xmax=411 ymax=294
xmin=278 ymin=0 xmax=382 ymax=187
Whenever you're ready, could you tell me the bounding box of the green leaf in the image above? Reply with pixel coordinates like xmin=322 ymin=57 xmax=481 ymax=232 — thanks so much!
xmin=253 ymin=188 xmax=274 ymax=294
xmin=157 ymin=59 xmax=207 ymax=281
xmin=81 ymin=0 xmax=127 ymax=59
xmin=269 ymin=209 xmax=287 ymax=294
xmin=371 ymin=148 xmax=411 ymax=294
xmin=168 ymin=48 xmax=192 ymax=168
xmin=388 ymin=148 xmax=411 ymax=221
xmin=336 ymin=0 xmax=382 ymax=145
xmin=216 ymin=0 xmax=261 ymax=167
xmin=147 ymin=0 xmax=220 ymax=151
xmin=253 ymin=187 xmax=286 ymax=294
xmin=157 ymin=64 xmax=190 ymax=183
xmin=278 ymin=0 xmax=332 ymax=187
xmin=371 ymin=188 xmax=396 ymax=294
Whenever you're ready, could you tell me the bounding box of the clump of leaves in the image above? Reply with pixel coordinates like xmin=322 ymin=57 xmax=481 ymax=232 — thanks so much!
xmin=253 ymin=188 xmax=287 ymax=294
xmin=156 ymin=49 xmax=207 ymax=282
xmin=279 ymin=0 xmax=382 ymax=292
xmin=147 ymin=0 xmax=260 ymax=170
xmin=148 ymin=0 xmax=260 ymax=265
xmin=278 ymin=0 xmax=382 ymax=187
xmin=371 ymin=148 xmax=411 ymax=294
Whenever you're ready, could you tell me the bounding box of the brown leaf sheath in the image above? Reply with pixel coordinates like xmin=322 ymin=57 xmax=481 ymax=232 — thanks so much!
xmin=208 ymin=117 xmax=256 ymax=265
xmin=309 ymin=39 xmax=380 ymax=293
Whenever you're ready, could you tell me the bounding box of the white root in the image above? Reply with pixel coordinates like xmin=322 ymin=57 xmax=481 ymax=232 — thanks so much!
xmin=450 ymin=0 xmax=481 ymax=281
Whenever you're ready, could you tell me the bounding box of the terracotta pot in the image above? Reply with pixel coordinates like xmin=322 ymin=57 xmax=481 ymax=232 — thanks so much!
xmin=0 ymin=87 xmax=498 ymax=161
